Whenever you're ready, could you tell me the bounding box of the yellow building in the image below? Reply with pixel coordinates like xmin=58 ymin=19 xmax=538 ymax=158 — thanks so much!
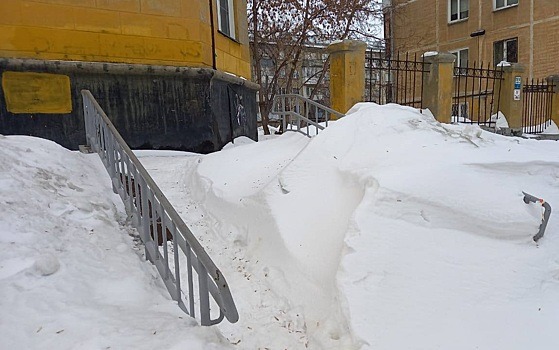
xmin=0 ymin=0 xmax=257 ymax=152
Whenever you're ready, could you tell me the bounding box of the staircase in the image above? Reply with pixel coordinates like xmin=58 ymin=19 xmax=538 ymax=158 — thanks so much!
xmin=272 ymin=94 xmax=344 ymax=137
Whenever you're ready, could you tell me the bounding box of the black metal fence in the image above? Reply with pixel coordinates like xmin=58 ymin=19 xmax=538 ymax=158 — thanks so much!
xmin=522 ymin=79 xmax=554 ymax=134
xmin=452 ymin=62 xmax=503 ymax=127
xmin=365 ymin=51 xmax=430 ymax=108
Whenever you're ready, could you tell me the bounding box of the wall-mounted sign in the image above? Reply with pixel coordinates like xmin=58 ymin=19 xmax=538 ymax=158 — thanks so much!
xmin=514 ymin=76 xmax=522 ymax=89
xmin=514 ymin=88 xmax=521 ymax=101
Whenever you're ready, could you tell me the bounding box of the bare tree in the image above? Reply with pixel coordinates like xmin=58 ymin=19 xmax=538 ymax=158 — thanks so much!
xmin=249 ymin=0 xmax=384 ymax=134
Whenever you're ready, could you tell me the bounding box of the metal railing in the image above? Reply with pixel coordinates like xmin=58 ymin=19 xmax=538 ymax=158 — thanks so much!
xmin=452 ymin=62 xmax=503 ymax=127
xmin=522 ymin=78 xmax=554 ymax=134
xmin=522 ymin=191 xmax=552 ymax=242
xmin=365 ymin=51 xmax=430 ymax=108
xmin=81 ymin=90 xmax=238 ymax=326
xmin=272 ymin=94 xmax=344 ymax=137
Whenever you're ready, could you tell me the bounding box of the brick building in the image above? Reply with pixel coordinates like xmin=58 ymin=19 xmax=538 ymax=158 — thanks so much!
xmin=384 ymin=0 xmax=559 ymax=79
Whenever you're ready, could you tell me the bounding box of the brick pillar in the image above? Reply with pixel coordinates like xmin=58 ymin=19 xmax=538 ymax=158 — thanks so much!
xmin=327 ymin=40 xmax=367 ymax=117
xmin=498 ymin=64 xmax=525 ymax=135
xmin=422 ymin=52 xmax=455 ymax=123
xmin=546 ymin=75 xmax=559 ymax=127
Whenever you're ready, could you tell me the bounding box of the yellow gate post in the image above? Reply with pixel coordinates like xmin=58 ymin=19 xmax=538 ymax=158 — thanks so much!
xmin=498 ymin=63 xmax=525 ymax=135
xmin=327 ymin=40 xmax=367 ymax=117
xmin=421 ymin=52 xmax=455 ymax=124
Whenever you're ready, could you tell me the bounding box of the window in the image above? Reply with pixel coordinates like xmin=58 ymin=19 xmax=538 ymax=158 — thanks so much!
xmin=494 ymin=38 xmax=518 ymax=65
xmin=495 ymin=0 xmax=518 ymax=10
xmin=217 ymin=0 xmax=235 ymax=39
xmin=305 ymin=86 xmax=313 ymax=97
xmin=449 ymin=0 xmax=468 ymax=22
xmin=452 ymin=102 xmax=469 ymax=122
xmin=451 ymin=48 xmax=469 ymax=74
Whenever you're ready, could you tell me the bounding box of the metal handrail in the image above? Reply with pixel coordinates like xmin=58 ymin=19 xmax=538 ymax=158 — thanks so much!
xmin=522 ymin=191 xmax=552 ymax=242
xmin=272 ymin=94 xmax=344 ymax=137
xmin=81 ymin=90 xmax=238 ymax=326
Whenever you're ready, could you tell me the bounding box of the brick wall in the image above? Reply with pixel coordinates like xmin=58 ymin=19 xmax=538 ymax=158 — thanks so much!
xmin=389 ymin=0 xmax=559 ymax=79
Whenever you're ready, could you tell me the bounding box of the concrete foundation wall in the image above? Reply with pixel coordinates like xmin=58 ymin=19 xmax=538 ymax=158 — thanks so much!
xmin=0 ymin=58 xmax=258 ymax=153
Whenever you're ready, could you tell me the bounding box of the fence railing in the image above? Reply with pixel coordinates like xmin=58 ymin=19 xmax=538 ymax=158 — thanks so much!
xmin=452 ymin=62 xmax=503 ymax=127
xmin=81 ymin=90 xmax=238 ymax=326
xmin=522 ymin=79 xmax=554 ymax=134
xmin=365 ymin=51 xmax=430 ymax=108
xmin=272 ymin=94 xmax=344 ymax=137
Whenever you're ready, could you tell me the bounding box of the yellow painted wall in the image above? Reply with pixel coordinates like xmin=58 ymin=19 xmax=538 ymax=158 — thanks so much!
xmin=2 ymin=71 xmax=72 ymax=113
xmin=0 ymin=0 xmax=251 ymax=78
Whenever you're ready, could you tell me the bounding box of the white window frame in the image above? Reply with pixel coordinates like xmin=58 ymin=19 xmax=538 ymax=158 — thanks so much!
xmin=494 ymin=0 xmax=518 ymax=11
xmin=216 ymin=0 xmax=236 ymax=39
xmin=450 ymin=48 xmax=469 ymax=74
xmin=448 ymin=0 xmax=469 ymax=23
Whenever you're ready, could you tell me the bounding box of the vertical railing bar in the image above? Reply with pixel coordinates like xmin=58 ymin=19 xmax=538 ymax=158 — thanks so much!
xmin=522 ymin=78 xmax=528 ymax=133
xmin=403 ymin=52 xmax=409 ymax=105
xmin=379 ymin=57 xmax=383 ymax=104
xmin=198 ymin=265 xmax=210 ymax=326
xmin=478 ymin=62 xmax=483 ymax=124
xmin=172 ymin=222 xmax=182 ymax=305
xmin=186 ymin=244 xmax=195 ymax=317
xmin=472 ymin=62 xmax=477 ymax=124
xmin=161 ymin=210 xmax=170 ymax=280
xmin=412 ymin=53 xmax=417 ymax=108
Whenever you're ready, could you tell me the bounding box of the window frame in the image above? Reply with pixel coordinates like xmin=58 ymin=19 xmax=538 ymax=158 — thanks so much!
xmin=450 ymin=47 xmax=469 ymax=75
xmin=493 ymin=37 xmax=518 ymax=65
xmin=216 ymin=0 xmax=236 ymax=40
xmin=494 ymin=0 xmax=519 ymax=11
xmin=448 ymin=0 xmax=469 ymax=23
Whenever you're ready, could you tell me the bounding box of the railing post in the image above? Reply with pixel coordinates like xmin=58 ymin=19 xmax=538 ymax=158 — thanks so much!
xmin=327 ymin=40 xmax=367 ymax=116
xmin=421 ymin=52 xmax=455 ymax=124
xmin=546 ymin=75 xmax=559 ymax=127
xmin=498 ymin=63 xmax=525 ymax=135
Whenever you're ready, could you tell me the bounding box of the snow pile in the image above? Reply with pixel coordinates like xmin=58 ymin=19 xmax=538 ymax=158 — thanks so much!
xmin=4 ymin=100 xmax=559 ymax=349
xmin=0 ymin=136 xmax=230 ymax=349
xmin=142 ymin=103 xmax=559 ymax=349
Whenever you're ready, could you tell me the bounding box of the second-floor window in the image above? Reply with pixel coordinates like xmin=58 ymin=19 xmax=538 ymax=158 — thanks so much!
xmin=494 ymin=38 xmax=518 ymax=64
xmin=449 ymin=0 xmax=469 ymax=22
xmin=495 ymin=0 xmax=518 ymax=10
xmin=217 ymin=0 xmax=235 ymax=39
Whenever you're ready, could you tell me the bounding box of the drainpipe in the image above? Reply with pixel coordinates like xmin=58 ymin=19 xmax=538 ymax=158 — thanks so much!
xmin=208 ymin=0 xmax=217 ymax=70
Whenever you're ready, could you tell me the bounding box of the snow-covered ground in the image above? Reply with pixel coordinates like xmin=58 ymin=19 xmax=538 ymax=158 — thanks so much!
xmin=0 ymin=136 xmax=230 ymax=349
xmin=2 ymin=102 xmax=559 ymax=349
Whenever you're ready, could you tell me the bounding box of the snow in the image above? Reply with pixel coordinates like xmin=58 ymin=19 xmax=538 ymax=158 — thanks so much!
xmin=140 ymin=103 xmax=559 ymax=349
xmin=422 ymin=51 xmax=439 ymax=57
xmin=542 ymin=120 xmax=559 ymax=134
xmin=0 ymin=136 xmax=230 ymax=350
xmin=3 ymin=102 xmax=559 ymax=349
xmin=524 ymin=120 xmax=559 ymax=135
xmin=497 ymin=61 xmax=512 ymax=67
